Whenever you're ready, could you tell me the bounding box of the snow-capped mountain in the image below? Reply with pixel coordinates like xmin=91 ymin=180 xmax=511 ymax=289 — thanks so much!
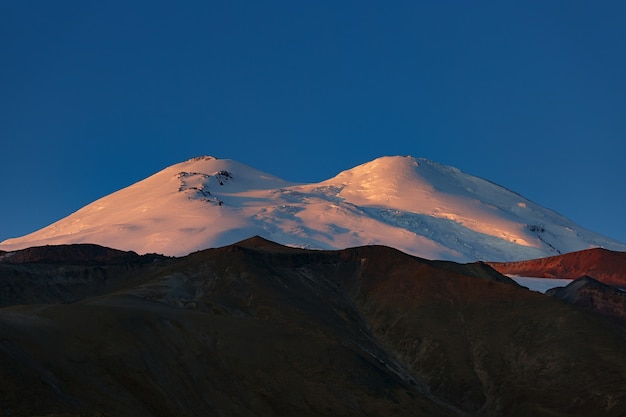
xmin=2 ymin=155 xmax=625 ymax=261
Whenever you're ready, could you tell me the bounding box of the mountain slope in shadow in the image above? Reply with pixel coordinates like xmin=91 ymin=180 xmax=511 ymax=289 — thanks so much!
xmin=547 ymin=276 xmax=626 ymax=323
xmin=1 ymin=238 xmax=626 ymax=417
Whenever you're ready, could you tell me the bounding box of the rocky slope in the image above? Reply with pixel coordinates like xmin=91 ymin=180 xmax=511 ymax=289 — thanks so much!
xmin=547 ymin=276 xmax=626 ymax=322
xmin=0 ymin=243 xmax=146 ymax=264
xmin=1 ymin=239 xmax=626 ymax=416
xmin=488 ymin=247 xmax=626 ymax=287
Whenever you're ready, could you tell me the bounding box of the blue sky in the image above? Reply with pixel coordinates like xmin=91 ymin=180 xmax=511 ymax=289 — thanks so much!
xmin=2 ymin=1 xmax=626 ymax=246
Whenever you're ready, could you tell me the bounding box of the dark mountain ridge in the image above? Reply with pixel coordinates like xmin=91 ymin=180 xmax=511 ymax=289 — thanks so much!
xmin=0 ymin=243 xmax=165 ymax=264
xmin=1 ymin=238 xmax=626 ymax=417
xmin=547 ymin=276 xmax=626 ymax=323
xmin=0 ymin=244 xmax=168 ymax=307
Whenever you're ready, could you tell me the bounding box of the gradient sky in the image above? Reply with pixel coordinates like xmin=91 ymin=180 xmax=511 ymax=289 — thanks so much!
xmin=2 ymin=1 xmax=626 ymax=246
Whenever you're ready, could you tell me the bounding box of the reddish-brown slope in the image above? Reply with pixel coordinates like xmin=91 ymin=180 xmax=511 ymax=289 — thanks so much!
xmin=487 ymin=248 xmax=626 ymax=287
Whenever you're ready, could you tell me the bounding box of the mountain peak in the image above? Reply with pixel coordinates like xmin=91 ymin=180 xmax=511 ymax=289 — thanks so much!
xmin=187 ymin=155 xmax=218 ymax=162
xmin=2 ymin=155 xmax=625 ymax=261
xmin=333 ymin=155 xmax=420 ymax=179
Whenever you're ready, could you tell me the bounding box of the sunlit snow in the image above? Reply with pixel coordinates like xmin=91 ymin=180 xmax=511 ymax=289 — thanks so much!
xmin=2 ymin=155 xmax=625 ymax=261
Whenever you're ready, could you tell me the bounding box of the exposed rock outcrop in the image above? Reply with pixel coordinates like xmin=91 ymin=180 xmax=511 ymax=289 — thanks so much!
xmin=547 ymin=276 xmax=626 ymax=322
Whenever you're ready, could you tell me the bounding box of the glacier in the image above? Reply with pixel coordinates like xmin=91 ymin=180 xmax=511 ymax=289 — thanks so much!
xmin=2 ymin=155 xmax=625 ymax=262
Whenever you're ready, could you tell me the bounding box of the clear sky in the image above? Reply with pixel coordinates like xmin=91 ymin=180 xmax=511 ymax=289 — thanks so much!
xmin=2 ymin=1 xmax=626 ymax=246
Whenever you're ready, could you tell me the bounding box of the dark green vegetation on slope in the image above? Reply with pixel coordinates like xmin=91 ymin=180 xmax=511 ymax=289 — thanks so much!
xmin=1 ymin=238 xmax=626 ymax=417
